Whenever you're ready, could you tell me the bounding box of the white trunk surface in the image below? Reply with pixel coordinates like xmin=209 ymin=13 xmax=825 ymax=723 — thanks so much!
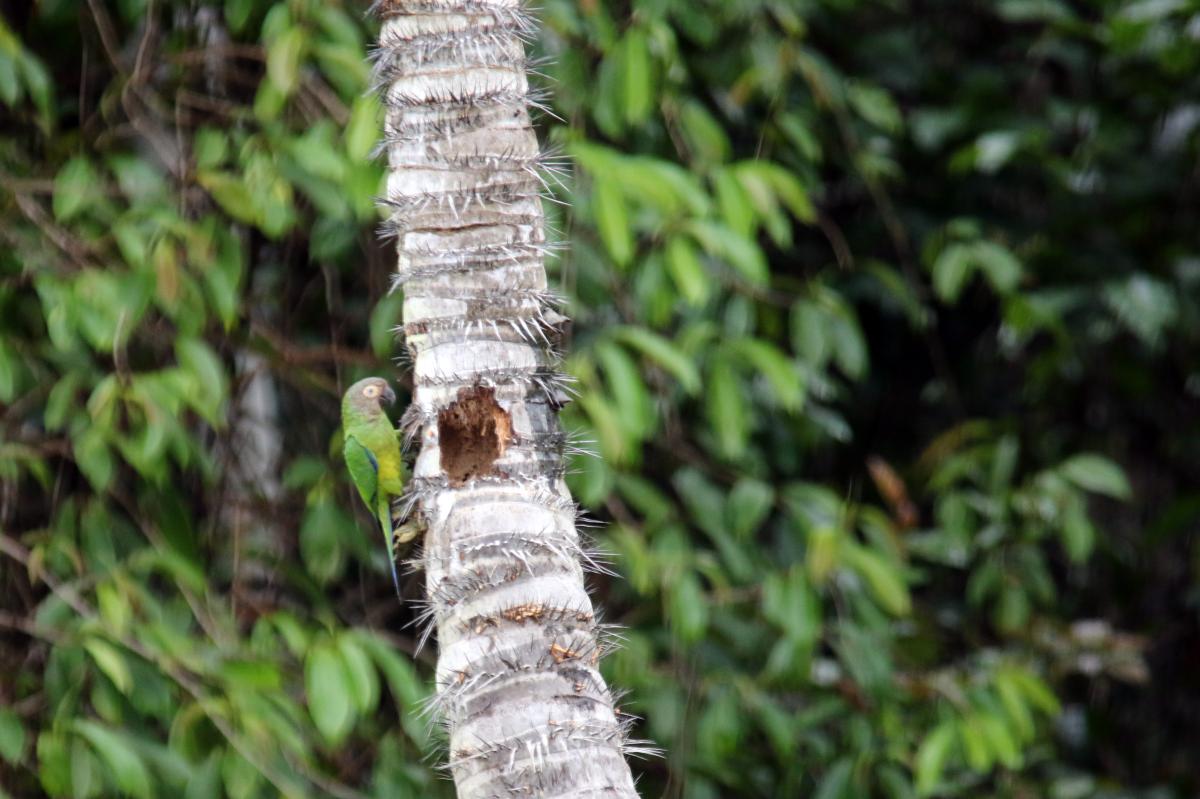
xmin=373 ymin=2 xmax=642 ymax=796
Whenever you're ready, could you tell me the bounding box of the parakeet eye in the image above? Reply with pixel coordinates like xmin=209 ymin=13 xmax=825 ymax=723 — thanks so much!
xmin=363 ymin=385 xmax=380 ymax=399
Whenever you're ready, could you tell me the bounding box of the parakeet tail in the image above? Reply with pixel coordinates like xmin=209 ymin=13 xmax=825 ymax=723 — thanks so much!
xmin=377 ymin=499 xmax=402 ymax=599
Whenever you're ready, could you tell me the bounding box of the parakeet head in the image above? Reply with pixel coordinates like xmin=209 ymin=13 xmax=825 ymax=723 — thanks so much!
xmin=343 ymin=377 xmax=396 ymax=420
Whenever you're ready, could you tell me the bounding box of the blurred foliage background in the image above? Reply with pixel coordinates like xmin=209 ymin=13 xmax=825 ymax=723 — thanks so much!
xmin=0 ymin=0 xmax=1197 ymax=797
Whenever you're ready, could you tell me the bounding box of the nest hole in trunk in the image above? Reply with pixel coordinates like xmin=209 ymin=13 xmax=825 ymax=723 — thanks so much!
xmin=438 ymin=385 xmax=513 ymax=486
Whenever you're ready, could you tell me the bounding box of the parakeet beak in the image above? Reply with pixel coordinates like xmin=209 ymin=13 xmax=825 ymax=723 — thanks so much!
xmin=382 ymin=384 xmax=396 ymax=406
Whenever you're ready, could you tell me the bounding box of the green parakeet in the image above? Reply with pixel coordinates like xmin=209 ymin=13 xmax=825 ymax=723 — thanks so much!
xmin=341 ymin=377 xmax=409 ymax=597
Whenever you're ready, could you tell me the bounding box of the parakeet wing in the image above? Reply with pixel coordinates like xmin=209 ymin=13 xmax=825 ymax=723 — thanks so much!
xmin=343 ymin=434 xmax=379 ymax=508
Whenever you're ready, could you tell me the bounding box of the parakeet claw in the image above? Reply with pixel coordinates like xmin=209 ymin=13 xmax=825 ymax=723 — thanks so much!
xmin=394 ymin=520 xmax=423 ymax=546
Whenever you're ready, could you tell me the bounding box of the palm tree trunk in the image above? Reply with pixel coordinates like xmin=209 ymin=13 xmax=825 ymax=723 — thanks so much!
xmin=372 ymin=1 xmax=641 ymax=795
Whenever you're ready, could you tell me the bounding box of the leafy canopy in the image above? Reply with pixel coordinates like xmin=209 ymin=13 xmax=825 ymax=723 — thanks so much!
xmin=1 ymin=1 xmax=1197 ymax=798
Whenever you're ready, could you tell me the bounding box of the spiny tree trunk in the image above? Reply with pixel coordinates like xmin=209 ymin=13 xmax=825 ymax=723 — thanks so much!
xmin=372 ymin=1 xmax=642 ymax=796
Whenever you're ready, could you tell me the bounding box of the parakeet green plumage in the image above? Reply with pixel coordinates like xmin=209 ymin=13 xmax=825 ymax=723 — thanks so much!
xmin=341 ymin=377 xmax=410 ymax=598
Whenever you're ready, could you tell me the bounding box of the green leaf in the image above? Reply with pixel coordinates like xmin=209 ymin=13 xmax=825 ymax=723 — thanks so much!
xmin=108 ymin=155 xmax=167 ymax=205
xmin=73 ymin=427 xmax=115 ymax=493
xmin=972 ymin=131 xmax=1020 ymax=174
xmin=71 ymin=736 xmax=100 ymax=799
xmin=678 ymin=99 xmax=730 ymax=165
xmin=176 ymin=338 xmax=228 ymax=427
xmin=300 ymin=499 xmax=348 ymax=584
xmin=574 ymin=144 xmax=708 ymax=218
xmin=828 ymin=306 xmax=868 ymax=380
xmin=760 ymin=163 xmax=816 ymax=224
xmin=932 ymin=243 xmax=973 ymax=303
xmin=1058 ymin=453 xmax=1132 ymax=500
xmin=931 ymin=238 xmax=1022 ymax=301
xmin=994 ymin=670 xmax=1036 ymax=742
xmin=53 ymin=157 xmax=99 ymax=222
xmin=97 ymin=582 xmax=131 ymax=637
xmin=250 ymin=155 xmax=296 ymax=238
xmin=358 ymin=633 xmax=424 ymax=709
xmin=979 ymin=714 xmax=1021 ymax=769
xmin=17 ymin=52 xmax=53 ymax=131
xmin=624 ymin=157 xmax=710 ymax=217
xmin=270 ymin=613 xmax=311 ymax=657
xmin=971 ymin=241 xmax=1022 ymax=295
xmin=73 ymin=269 xmax=151 ymax=351
xmin=112 ymin=220 xmax=149 ymax=269
xmin=842 ymin=543 xmax=911 ymax=616
xmin=577 ymin=393 xmax=628 ymax=465
xmin=747 ymin=690 xmax=796 ymax=759
xmin=192 ymin=128 xmax=229 ymax=169
xmin=267 ymin=27 xmax=306 ymax=96
xmin=1061 ymin=497 xmax=1097 ymax=562
xmin=612 ymin=326 xmax=701 ymax=394
xmin=591 ymin=43 xmax=625 ymax=137
xmin=312 ymin=41 xmax=369 ymax=98
xmin=731 ymin=338 xmax=805 ymax=411
xmin=72 ymin=721 xmax=152 ymax=799
xmin=38 ymin=732 xmax=70 ymax=796
xmin=848 ymin=82 xmax=903 ymax=133
xmin=814 ymin=757 xmax=854 ymax=799
xmin=687 ymin=220 xmax=769 ymax=285
xmin=595 ymin=340 xmax=654 ymax=442
xmin=252 ymin=73 xmax=287 ymax=120
xmin=0 ymin=340 xmax=18 ymax=404
xmin=221 ymin=749 xmax=264 ymax=799
xmin=1103 ymin=273 xmax=1178 ymax=348
xmin=287 ymin=121 xmax=346 ymax=183
xmin=761 ymin=569 xmax=820 ymax=644
xmin=593 ymin=176 xmax=633 ymax=267
xmin=369 ymin=290 xmax=405 ymax=358
xmin=714 ymin=168 xmax=756 ymax=237
xmin=314 ymin=7 xmax=363 ymax=49
xmin=218 ymin=658 xmax=281 ymax=691
xmin=202 ymin=223 xmax=244 ymax=329
xmin=615 ymin=474 xmax=675 ymax=526
xmin=196 ymin=171 xmax=258 ymax=226
xmin=865 ymin=260 xmax=932 ymax=328
xmin=726 ymin=478 xmax=774 ymax=539
xmin=672 ymin=467 xmax=726 ymax=538
xmin=0 ymin=708 xmax=25 ymax=764
xmin=84 ymin=638 xmax=132 ymax=695
xmin=990 ymin=434 xmax=1019 ymax=495
xmin=620 ymin=27 xmax=653 ymax=125
xmin=994 ymin=585 xmax=1030 ymax=633
xmin=669 ymin=572 xmax=708 ymax=643
xmin=664 ymin=235 xmax=710 ymax=306
xmin=309 ymin=212 xmax=357 ymax=260
xmin=707 ymin=357 xmax=748 ymax=459
xmin=791 ymin=300 xmax=829 ymax=367
xmin=778 ymin=111 xmax=823 ymax=162
xmin=305 ymin=641 xmax=356 ymax=745
xmin=996 ymin=0 xmax=1075 ymax=22
xmin=674 ymin=468 xmax=756 ymax=583
xmin=337 ymin=634 xmax=381 ymax=716
xmin=879 ymin=766 xmax=917 ymax=799
xmin=805 ymin=525 xmax=842 ymax=585
xmin=836 ymin=621 xmax=892 ymax=697
xmin=184 ymin=752 xmax=222 ymax=799
xmin=358 ymin=633 xmax=435 ymax=751
xmin=696 ymin=687 xmax=742 ymax=760
xmin=0 ymin=52 xmax=20 ymax=106
xmin=1009 ymin=668 xmax=1061 ymax=716
xmin=344 ymin=95 xmax=380 ymax=163
xmin=915 ymin=721 xmax=957 ymax=796
xmin=959 ymin=716 xmax=993 ymax=772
